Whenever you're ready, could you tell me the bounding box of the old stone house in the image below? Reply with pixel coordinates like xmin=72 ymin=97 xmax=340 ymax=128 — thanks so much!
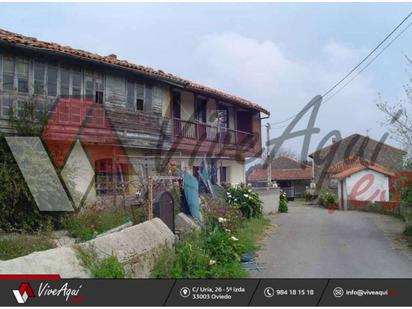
xmin=0 ymin=28 xmax=269 ymax=206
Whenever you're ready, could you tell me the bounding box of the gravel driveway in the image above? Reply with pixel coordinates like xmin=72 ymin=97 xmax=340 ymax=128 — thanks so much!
xmin=250 ymin=201 xmax=412 ymax=278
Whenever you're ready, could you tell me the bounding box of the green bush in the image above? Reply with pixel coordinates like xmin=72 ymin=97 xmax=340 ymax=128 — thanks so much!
xmin=152 ymin=216 xmax=270 ymax=279
xmin=318 ymin=192 xmax=336 ymax=207
xmin=278 ymin=191 xmax=288 ymax=213
xmin=0 ymin=234 xmax=56 ymax=260
xmin=76 ymin=246 xmax=125 ymax=278
xmin=404 ymin=224 xmax=412 ymax=236
xmin=151 ymin=233 xmax=211 ymax=279
xmin=0 ymin=101 xmax=66 ymax=232
xmin=0 ymin=136 xmax=65 ymax=232
xmin=92 ymin=256 xmax=125 ymax=278
xmin=203 ymin=228 xmax=245 ymax=263
xmin=64 ymin=208 xmax=131 ymax=241
xmin=225 ymin=186 xmax=263 ymax=218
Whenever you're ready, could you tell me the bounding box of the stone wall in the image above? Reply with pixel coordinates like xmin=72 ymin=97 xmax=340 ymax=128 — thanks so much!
xmin=0 ymin=218 xmax=175 ymax=278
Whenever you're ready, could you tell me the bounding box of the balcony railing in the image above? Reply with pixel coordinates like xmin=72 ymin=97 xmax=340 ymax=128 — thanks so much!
xmin=173 ymin=118 xmax=254 ymax=145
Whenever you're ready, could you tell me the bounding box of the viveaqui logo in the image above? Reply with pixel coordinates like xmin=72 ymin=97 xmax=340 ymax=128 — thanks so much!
xmin=12 ymin=282 xmax=35 ymax=304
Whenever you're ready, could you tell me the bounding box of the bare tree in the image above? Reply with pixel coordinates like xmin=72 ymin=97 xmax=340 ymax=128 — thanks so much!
xmin=377 ymin=57 xmax=412 ymax=160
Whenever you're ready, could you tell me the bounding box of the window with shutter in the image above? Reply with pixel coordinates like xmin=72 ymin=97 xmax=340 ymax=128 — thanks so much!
xmin=127 ymin=81 xmax=135 ymax=111
xmin=144 ymin=84 xmax=152 ymax=113
xmin=72 ymin=69 xmax=81 ymax=98
xmin=2 ymin=56 xmax=14 ymax=91
xmin=34 ymin=62 xmax=46 ymax=95
xmin=60 ymin=67 xmax=70 ymax=98
xmin=47 ymin=65 xmax=58 ymax=97
xmin=16 ymin=59 xmax=29 ymax=93
xmin=136 ymin=82 xmax=144 ymax=111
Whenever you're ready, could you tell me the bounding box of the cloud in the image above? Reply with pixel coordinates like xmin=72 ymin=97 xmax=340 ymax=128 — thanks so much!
xmin=193 ymin=32 xmax=389 ymax=154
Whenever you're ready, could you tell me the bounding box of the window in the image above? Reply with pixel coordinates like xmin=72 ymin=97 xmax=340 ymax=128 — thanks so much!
xmin=95 ymin=159 xmax=113 ymax=195
xmin=219 ymin=166 xmax=228 ymax=184
xmin=95 ymin=74 xmax=104 ymax=104
xmin=217 ymin=105 xmax=229 ymax=128
xmin=84 ymin=72 xmax=94 ymax=100
xmin=196 ymin=98 xmax=207 ymax=123
xmin=3 ymin=56 xmax=14 ymax=91
xmin=47 ymin=65 xmax=58 ymax=97
xmin=60 ymin=68 xmax=70 ymax=98
xmin=34 ymin=101 xmax=44 ymax=121
xmin=71 ymin=69 xmax=81 ymax=98
xmin=15 ymin=100 xmax=26 ymax=119
xmin=34 ymin=62 xmax=46 ymax=95
xmin=136 ymin=82 xmax=144 ymax=111
xmin=1 ymin=96 xmax=12 ymax=118
xmin=16 ymin=59 xmax=29 ymax=93
xmin=126 ymin=81 xmax=135 ymax=111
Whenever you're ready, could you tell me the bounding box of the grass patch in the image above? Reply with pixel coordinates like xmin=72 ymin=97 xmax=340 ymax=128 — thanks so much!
xmin=151 ymin=232 xmax=248 ymax=279
xmin=0 ymin=234 xmax=56 ymax=260
xmin=64 ymin=207 xmax=145 ymax=241
xmin=236 ymin=217 xmax=271 ymax=254
xmin=152 ymin=217 xmax=271 ymax=279
xmin=76 ymin=246 xmax=125 ymax=278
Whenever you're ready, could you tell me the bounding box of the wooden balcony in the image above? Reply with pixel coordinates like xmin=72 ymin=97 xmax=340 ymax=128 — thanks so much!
xmin=172 ymin=118 xmax=261 ymax=158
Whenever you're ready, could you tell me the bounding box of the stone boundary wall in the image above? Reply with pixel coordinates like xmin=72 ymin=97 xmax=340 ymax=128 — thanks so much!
xmin=0 ymin=217 xmax=184 ymax=278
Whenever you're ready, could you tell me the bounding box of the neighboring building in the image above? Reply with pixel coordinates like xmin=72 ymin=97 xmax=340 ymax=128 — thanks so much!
xmin=309 ymin=134 xmax=405 ymax=196
xmin=247 ymin=156 xmax=312 ymax=197
xmin=328 ymin=156 xmax=394 ymax=210
xmin=0 ymin=28 xmax=269 ymax=205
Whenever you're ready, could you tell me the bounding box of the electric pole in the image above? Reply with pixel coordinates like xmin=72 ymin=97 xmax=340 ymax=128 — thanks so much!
xmin=265 ymin=123 xmax=271 ymax=187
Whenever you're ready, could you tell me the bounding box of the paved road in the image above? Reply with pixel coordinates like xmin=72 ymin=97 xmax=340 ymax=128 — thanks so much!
xmin=251 ymin=202 xmax=412 ymax=278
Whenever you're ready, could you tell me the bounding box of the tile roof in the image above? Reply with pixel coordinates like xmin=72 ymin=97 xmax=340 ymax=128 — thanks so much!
xmin=309 ymin=133 xmax=405 ymax=158
xmin=248 ymin=166 xmax=312 ymax=181
xmin=328 ymin=156 xmax=395 ymax=179
xmin=0 ymin=28 xmax=270 ymax=115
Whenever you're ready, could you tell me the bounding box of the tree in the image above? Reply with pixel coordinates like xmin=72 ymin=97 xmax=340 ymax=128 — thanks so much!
xmin=377 ymin=56 xmax=412 ymax=161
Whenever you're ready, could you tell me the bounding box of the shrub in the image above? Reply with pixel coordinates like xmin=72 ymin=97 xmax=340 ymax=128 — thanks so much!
xmin=0 ymin=136 xmax=66 ymax=232
xmin=318 ymin=192 xmax=336 ymax=207
xmin=278 ymin=191 xmax=288 ymax=213
xmin=76 ymin=246 xmax=125 ymax=278
xmin=404 ymin=224 xmax=412 ymax=236
xmin=202 ymin=197 xmax=243 ymax=233
xmin=203 ymin=228 xmax=245 ymax=263
xmin=0 ymin=101 xmax=66 ymax=232
xmin=225 ymin=186 xmax=263 ymax=218
xmin=64 ymin=207 xmax=131 ymax=241
xmin=151 ymin=233 xmax=210 ymax=279
xmin=0 ymin=234 xmax=56 ymax=260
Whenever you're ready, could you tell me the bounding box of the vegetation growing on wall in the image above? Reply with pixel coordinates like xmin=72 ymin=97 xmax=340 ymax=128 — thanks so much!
xmin=152 ymin=188 xmax=270 ymax=279
xmin=0 ymin=100 xmax=66 ymax=232
xmin=76 ymin=246 xmax=126 ymax=279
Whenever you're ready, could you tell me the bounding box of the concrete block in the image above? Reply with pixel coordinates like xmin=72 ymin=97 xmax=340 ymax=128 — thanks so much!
xmin=0 ymin=246 xmax=90 ymax=278
xmin=83 ymin=218 xmax=175 ymax=278
xmin=254 ymin=188 xmax=280 ymax=214
xmin=175 ymin=213 xmax=200 ymax=236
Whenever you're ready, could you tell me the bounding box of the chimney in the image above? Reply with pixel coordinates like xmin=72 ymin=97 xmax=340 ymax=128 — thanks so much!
xmin=332 ymin=137 xmax=337 ymax=144
xmin=107 ymin=54 xmax=117 ymax=59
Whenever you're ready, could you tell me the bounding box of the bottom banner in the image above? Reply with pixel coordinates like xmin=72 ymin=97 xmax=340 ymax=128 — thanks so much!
xmin=0 ymin=278 xmax=411 ymax=306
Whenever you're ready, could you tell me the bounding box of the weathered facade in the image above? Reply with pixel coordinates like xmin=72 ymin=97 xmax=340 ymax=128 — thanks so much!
xmin=0 ymin=28 xmax=269 ymax=204
xmin=309 ymin=134 xmax=405 ymax=195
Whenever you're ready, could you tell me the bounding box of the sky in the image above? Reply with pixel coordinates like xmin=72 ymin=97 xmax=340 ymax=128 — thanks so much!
xmin=1 ymin=3 xmax=412 ymax=158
